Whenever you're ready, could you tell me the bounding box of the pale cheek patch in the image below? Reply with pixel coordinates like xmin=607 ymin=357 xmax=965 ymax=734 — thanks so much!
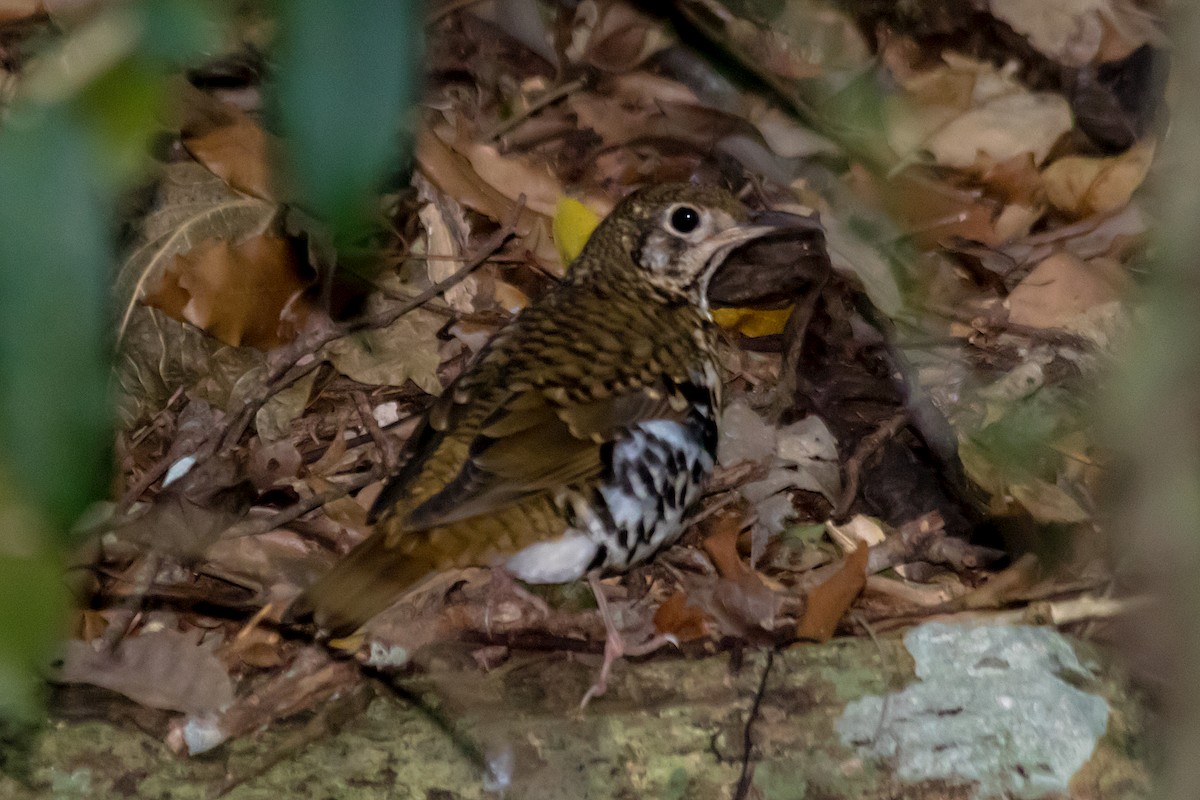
xmin=505 ymin=534 xmax=598 ymax=584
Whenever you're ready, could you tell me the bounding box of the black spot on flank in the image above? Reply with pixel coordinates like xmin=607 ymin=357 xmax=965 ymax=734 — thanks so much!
xmin=593 ymin=488 xmax=616 ymax=531
xmin=598 ymin=440 xmax=616 ymax=480
xmin=695 ymin=414 xmax=719 ymax=455
xmin=587 ymin=544 xmax=608 ymax=571
xmin=691 ymin=458 xmax=706 ymax=482
xmin=672 ymin=379 xmax=714 ymax=408
xmin=637 ymin=462 xmax=656 ymax=494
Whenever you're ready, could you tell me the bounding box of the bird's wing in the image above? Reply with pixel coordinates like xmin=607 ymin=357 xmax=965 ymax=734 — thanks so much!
xmin=400 ymin=382 xmax=684 ymax=531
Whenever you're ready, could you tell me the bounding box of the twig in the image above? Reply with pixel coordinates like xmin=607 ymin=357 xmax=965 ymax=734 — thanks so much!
xmin=773 ymin=271 xmax=828 ymax=418
xmin=484 ymin=77 xmax=589 ymax=142
xmin=353 ymin=390 xmax=398 ymax=470
xmin=216 ymin=681 xmax=374 ymax=797
xmin=865 ymin=512 xmax=1003 ymax=575
xmin=115 ymin=388 xmax=188 ymax=512
xmin=222 ymin=469 xmax=382 ymax=539
xmin=98 ymin=554 xmax=160 ymax=654
xmin=851 ymin=612 xmax=894 ymax=746
xmin=732 ymin=648 xmax=776 ymax=800
xmin=834 ymin=411 xmax=909 ymax=518
xmin=366 ymin=669 xmax=496 ymax=785
xmin=923 ymin=302 xmax=1095 ymax=351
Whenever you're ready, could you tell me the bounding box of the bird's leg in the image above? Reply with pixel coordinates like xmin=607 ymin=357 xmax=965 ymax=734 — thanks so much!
xmin=579 ymin=572 xmax=679 ymax=709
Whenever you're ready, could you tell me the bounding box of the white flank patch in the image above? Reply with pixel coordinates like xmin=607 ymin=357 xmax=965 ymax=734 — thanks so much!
xmin=506 ymin=534 xmax=598 ymax=584
xmin=636 ymin=419 xmax=691 ymax=451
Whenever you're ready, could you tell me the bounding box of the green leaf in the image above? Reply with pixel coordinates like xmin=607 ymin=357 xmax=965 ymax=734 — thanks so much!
xmin=271 ymin=0 xmax=423 ymax=244
xmin=970 ymin=388 xmax=1081 ymax=479
xmin=0 ymin=106 xmax=113 ymax=534
xmin=0 ymin=468 xmax=69 ymax=723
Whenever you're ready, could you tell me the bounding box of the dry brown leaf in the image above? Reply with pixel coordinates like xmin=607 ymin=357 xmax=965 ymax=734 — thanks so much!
xmin=143 ymin=233 xmax=314 ymax=350
xmin=987 ymin=0 xmax=1162 ymax=67
xmin=324 ymin=308 xmax=443 ymax=394
xmin=416 ymin=184 xmax=477 ymax=313
xmin=1042 ymin=140 xmax=1155 ymax=218
xmin=567 ymin=76 xmax=743 ymax=152
xmin=115 ymin=161 xmax=276 ymax=345
xmin=926 ymin=92 xmax=1074 ymax=169
xmin=699 ymin=508 xmax=781 ymax=634
xmin=59 ymin=629 xmax=235 ymax=714
xmin=246 ymin=439 xmax=302 ymax=489
xmin=566 ymin=0 xmax=670 ymax=72
xmin=987 ymin=0 xmax=1106 ymax=67
xmin=460 ymin=140 xmax=562 ymax=218
xmin=203 ymin=527 xmax=329 ymax=605
xmin=72 ymin=609 xmax=109 ymax=642
xmin=183 ymin=112 xmax=277 ymax=201
xmin=701 ymin=509 xmax=750 ymax=580
xmin=874 ymin=170 xmax=1004 ymax=249
xmin=1007 ymin=252 xmax=1130 ymax=329
xmin=415 ymin=124 xmax=560 ymax=269
xmin=652 ymin=590 xmax=710 ymax=642
xmin=255 ymin=368 xmax=317 ymax=442
xmin=222 ymin=625 xmax=284 ymax=670
xmin=973 ymin=152 xmax=1046 ymax=207
xmin=794 ymin=542 xmax=867 ymax=642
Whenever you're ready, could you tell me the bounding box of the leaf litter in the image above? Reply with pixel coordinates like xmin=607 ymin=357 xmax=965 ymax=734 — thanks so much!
xmin=30 ymin=0 xmax=1162 ymax=767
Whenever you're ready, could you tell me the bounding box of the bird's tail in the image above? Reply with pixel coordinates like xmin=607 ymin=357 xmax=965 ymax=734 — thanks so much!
xmin=285 ymin=530 xmax=438 ymax=637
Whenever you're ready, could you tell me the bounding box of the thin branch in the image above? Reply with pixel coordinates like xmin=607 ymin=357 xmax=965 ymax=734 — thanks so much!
xmin=223 ymin=469 xmax=382 ymax=539
xmin=834 ymin=411 xmax=909 ymax=518
xmin=732 ymin=648 xmax=776 ymax=800
xmin=485 ymin=77 xmax=589 ymax=141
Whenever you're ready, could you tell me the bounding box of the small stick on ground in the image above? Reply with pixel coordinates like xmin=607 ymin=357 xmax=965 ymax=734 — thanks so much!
xmin=222 ymin=468 xmax=383 ymax=539
xmin=484 ymin=77 xmax=589 ymax=141
xmin=834 ymin=410 xmax=909 ymax=518
xmin=354 ymin=390 xmax=398 ymax=471
xmin=732 ymin=648 xmax=776 ymax=800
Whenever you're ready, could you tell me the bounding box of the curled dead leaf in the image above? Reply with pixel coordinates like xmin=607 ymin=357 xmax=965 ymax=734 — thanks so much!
xmin=652 ymin=590 xmax=710 ymax=642
xmin=143 ymin=233 xmax=315 ymax=350
xmin=58 ymin=629 xmax=235 ymax=715
xmin=183 ymin=111 xmax=277 ymax=202
xmin=1042 ymin=140 xmax=1154 ymax=218
xmin=794 ymin=541 xmax=867 ymax=642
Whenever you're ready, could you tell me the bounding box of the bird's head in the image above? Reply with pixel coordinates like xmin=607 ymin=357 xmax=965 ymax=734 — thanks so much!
xmin=571 ymin=183 xmax=820 ymax=308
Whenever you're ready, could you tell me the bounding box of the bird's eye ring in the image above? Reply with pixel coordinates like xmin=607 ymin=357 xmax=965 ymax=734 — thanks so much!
xmin=667 ymin=205 xmax=701 ymax=235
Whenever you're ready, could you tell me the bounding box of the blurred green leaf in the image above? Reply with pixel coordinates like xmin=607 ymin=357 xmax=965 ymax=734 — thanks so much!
xmin=271 ymin=0 xmax=422 ymax=244
xmin=0 ymin=464 xmax=68 ymax=722
xmin=140 ymin=0 xmax=224 ymax=62
xmin=0 ymin=105 xmax=113 ymax=534
xmin=0 ymin=553 xmax=66 ymax=723
xmin=970 ymin=388 xmax=1082 ymax=479
xmin=0 ymin=0 xmax=225 ymax=725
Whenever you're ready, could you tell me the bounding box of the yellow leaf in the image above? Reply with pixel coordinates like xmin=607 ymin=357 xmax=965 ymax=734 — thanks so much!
xmin=553 ymin=196 xmax=601 ymax=268
xmin=711 ymin=306 xmax=793 ymax=337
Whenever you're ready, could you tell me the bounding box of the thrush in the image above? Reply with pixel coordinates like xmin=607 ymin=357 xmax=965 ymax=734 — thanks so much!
xmin=291 ymin=183 xmax=816 ymax=691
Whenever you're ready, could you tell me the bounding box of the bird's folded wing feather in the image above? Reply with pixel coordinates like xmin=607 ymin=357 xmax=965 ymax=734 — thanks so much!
xmin=400 ymin=382 xmax=682 ymax=531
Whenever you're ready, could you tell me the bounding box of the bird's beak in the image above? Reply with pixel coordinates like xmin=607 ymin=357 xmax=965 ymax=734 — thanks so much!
xmin=709 ymin=208 xmax=824 ymax=250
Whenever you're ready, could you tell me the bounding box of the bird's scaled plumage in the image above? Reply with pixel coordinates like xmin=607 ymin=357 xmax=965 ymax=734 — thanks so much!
xmin=291 ymin=183 xmax=818 ymax=636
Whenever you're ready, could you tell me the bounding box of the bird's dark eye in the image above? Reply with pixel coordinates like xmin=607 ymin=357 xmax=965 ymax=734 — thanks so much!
xmin=668 ymin=205 xmax=701 ymax=235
